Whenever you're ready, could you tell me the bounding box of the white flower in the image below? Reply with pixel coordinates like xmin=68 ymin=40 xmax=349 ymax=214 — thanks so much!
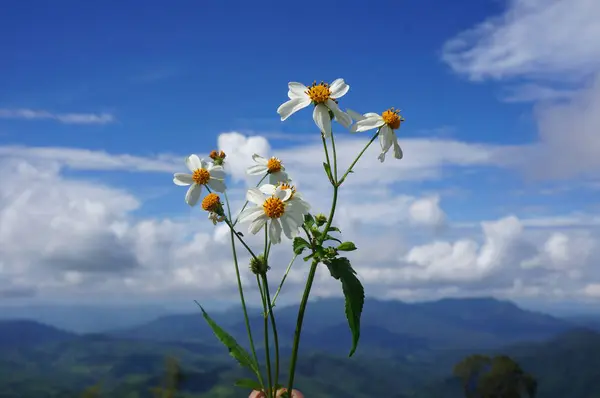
xmin=277 ymin=182 xmax=311 ymax=215
xmin=173 ymin=154 xmax=226 ymax=206
xmin=237 ymin=184 xmax=310 ymax=244
xmin=277 ymin=79 xmax=352 ymax=137
xmin=246 ymin=154 xmax=289 ymax=185
xmin=348 ymin=108 xmax=405 ymax=162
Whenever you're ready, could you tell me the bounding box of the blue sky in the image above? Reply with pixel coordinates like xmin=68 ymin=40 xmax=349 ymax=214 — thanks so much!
xmin=1 ymin=0 xmax=600 ymax=308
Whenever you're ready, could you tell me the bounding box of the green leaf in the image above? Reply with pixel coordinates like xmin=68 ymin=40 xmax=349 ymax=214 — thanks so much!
xmin=323 ymin=162 xmax=334 ymax=183
xmin=293 ymin=237 xmax=310 ymax=255
xmin=304 ymin=213 xmax=315 ymax=229
xmin=337 ymin=241 xmax=357 ymax=251
xmin=195 ymin=302 xmax=260 ymax=376
xmin=324 ymin=258 xmax=364 ymax=357
xmin=303 ymin=252 xmax=315 ymax=261
xmin=323 ymin=234 xmax=342 ymax=244
xmin=234 ymin=378 xmax=263 ymax=391
xmin=327 ymin=226 xmax=341 ymax=233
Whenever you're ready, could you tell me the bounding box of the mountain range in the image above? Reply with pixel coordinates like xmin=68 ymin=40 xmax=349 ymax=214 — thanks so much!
xmin=1 ymin=297 xmax=600 ymax=397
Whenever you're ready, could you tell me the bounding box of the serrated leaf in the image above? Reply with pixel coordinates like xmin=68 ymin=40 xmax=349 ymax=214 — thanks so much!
xmin=195 ymin=302 xmax=260 ymax=376
xmin=293 ymin=237 xmax=310 ymax=255
xmin=234 ymin=378 xmax=263 ymax=391
xmin=337 ymin=241 xmax=357 ymax=251
xmin=323 ymin=162 xmax=333 ymax=183
xmin=324 ymin=257 xmax=364 ymax=357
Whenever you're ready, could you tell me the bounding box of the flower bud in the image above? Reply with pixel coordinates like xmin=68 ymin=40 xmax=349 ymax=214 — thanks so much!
xmin=315 ymin=213 xmax=327 ymax=227
xmin=209 ymin=150 xmax=227 ymax=166
xmin=249 ymin=255 xmax=270 ymax=275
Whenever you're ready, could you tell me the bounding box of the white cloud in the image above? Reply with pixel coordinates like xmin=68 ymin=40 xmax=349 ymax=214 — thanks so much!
xmin=0 ymin=108 xmax=116 ymax=125
xmin=442 ymin=0 xmax=600 ymax=180
xmin=442 ymin=0 xmax=600 ymax=81
xmin=217 ymin=132 xmax=270 ymax=183
xmin=408 ymin=195 xmax=446 ymax=227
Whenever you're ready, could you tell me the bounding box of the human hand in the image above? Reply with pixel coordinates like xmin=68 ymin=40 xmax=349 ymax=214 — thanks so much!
xmin=249 ymin=388 xmax=304 ymax=398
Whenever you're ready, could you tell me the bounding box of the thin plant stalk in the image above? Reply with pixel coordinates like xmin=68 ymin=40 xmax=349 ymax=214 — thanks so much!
xmin=223 ymin=192 xmax=264 ymax=391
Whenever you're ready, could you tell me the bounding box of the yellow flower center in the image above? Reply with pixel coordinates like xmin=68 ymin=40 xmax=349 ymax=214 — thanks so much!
xmin=267 ymin=157 xmax=283 ymax=173
xmin=306 ymin=81 xmax=332 ymax=104
xmin=279 ymin=183 xmax=296 ymax=199
xmin=381 ymin=108 xmax=403 ymax=130
xmin=263 ymin=197 xmax=285 ymax=219
xmin=201 ymin=193 xmax=221 ymax=212
xmin=192 ymin=168 xmax=210 ymax=185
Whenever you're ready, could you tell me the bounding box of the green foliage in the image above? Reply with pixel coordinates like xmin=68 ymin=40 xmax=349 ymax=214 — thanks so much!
xmin=453 ymin=354 xmax=537 ymax=398
xmin=324 ymin=257 xmax=365 ymax=357
xmin=336 ymin=241 xmax=357 ymax=252
xmin=194 ymin=303 xmax=259 ymax=379
xmin=292 ymin=237 xmax=310 ymax=255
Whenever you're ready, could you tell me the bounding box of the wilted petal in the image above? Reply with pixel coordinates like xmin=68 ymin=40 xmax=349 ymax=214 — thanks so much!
xmin=393 ymin=135 xmax=403 ymax=160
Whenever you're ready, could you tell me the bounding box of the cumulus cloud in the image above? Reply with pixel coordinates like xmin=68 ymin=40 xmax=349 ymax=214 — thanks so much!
xmin=217 ymin=132 xmax=270 ymax=183
xmin=408 ymin=195 xmax=446 ymax=227
xmin=0 ymin=108 xmax=115 ymax=125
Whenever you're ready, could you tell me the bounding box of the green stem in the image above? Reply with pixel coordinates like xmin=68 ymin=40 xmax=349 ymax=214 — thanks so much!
xmin=287 ymin=127 xmax=341 ymax=394
xmin=224 ymin=218 xmax=259 ymax=260
xmin=329 ymin=128 xmax=339 ymax=183
xmin=270 ymin=254 xmax=298 ymax=308
xmin=257 ymin=275 xmax=274 ymax=397
xmin=338 ymin=130 xmax=380 ymax=186
xmin=262 ymin=273 xmax=280 ymax=397
xmin=223 ymin=192 xmax=264 ymax=391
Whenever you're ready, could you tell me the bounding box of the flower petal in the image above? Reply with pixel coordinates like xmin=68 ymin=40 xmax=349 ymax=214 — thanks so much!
xmin=277 ymin=97 xmax=311 ymax=121
xmin=207 ymin=178 xmax=226 ymax=193
xmin=246 ymin=188 xmax=265 ymax=205
xmin=393 ymin=134 xmax=403 ymax=160
xmin=329 ymin=78 xmax=349 ymax=99
xmin=238 ymin=206 xmax=264 ymax=224
xmin=249 ymin=215 xmax=268 ymax=235
xmin=259 ymin=184 xmax=277 ymax=196
xmin=173 ymin=173 xmax=193 ymax=186
xmin=185 ymin=154 xmax=202 ymax=172
xmin=380 ymin=125 xmax=394 ymax=152
xmin=247 ymin=164 xmax=268 ymax=175
xmin=185 ymin=184 xmax=202 ymax=206
xmin=252 ymin=154 xmax=268 ymax=165
xmin=288 ymin=82 xmax=308 ymax=99
xmin=313 ymin=104 xmax=332 ymax=137
xmin=328 ymin=99 xmax=352 ymax=129
xmin=280 ymin=214 xmax=298 ymax=239
xmin=269 ymin=171 xmax=289 ymax=185
xmin=269 ymin=218 xmax=283 ymax=244
xmin=200 ymin=159 xmax=209 ymax=169
xmin=275 ymin=186 xmax=292 ymax=202
xmin=354 ymin=115 xmax=385 ymax=132
xmin=209 ymin=168 xmax=226 ymax=180
xmin=347 ymin=109 xmax=366 ymax=122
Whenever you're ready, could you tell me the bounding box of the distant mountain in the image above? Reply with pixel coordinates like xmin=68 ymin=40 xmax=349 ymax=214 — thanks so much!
xmin=0 ymin=320 xmax=76 ymax=347
xmin=112 ymin=297 xmax=574 ymax=355
xmin=0 ymin=304 xmax=171 ymax=333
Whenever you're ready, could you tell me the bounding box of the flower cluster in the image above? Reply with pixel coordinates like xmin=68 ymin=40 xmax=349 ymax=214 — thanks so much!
xmin=171 ymin=77 xmax=406 ymax=398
